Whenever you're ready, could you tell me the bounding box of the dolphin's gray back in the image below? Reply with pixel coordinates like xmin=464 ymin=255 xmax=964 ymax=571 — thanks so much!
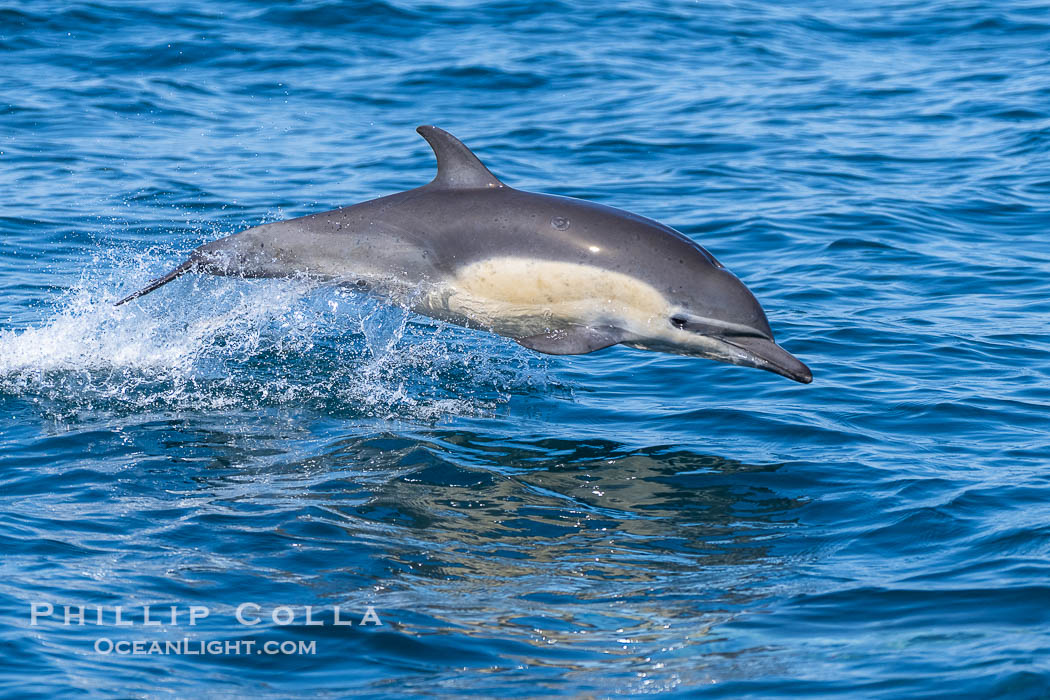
xmin=287 ymin=185 xmax=769 ymax=335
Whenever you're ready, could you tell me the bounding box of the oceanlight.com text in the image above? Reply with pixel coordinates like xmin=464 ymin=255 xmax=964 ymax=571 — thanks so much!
xmin=93 ymin=638 xmax=317 ymax=656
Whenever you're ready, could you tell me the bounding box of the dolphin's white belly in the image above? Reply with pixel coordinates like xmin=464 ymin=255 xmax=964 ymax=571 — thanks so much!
xmin=419 ymin=256 xmax=673 ymax=338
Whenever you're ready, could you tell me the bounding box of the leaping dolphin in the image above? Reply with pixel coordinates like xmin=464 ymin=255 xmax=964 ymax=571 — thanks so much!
xmin=116 ymin=126 xmax=812 ymax=383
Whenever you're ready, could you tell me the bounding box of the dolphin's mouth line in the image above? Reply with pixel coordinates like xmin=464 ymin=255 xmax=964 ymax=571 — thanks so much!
xmin=670 ymin=312 xmax=771 ymax=340
xmin=716 ymin=335 xmax=813 ymax=384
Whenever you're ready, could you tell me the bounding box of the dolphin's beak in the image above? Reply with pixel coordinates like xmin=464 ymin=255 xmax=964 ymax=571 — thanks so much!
xmin=719 ymin=335 xmax=813 ymax=384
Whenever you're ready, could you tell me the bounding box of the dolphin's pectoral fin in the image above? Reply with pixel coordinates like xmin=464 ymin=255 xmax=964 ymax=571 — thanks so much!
xmin=514 ymin=326 xmax=625 ymax=355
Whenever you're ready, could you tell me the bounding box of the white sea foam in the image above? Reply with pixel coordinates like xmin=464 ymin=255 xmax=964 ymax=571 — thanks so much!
xmin=0 ymin=257 xmax=546 ymax=422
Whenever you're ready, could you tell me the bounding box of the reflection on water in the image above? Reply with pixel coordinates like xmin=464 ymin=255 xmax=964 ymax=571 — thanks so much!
xmin=78 ymin=423 xmax=806 ymax=691
xmin=2 ymin=414 xmax=812 ymax=693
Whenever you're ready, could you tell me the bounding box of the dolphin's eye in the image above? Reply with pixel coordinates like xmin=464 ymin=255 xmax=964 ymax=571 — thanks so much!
xmin=670 ymin=315 xmax=688 ymax=329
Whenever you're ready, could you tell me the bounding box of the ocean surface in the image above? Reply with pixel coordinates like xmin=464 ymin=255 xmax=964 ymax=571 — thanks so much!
xmin=2 ymin=0 xmax=1049 ymax=696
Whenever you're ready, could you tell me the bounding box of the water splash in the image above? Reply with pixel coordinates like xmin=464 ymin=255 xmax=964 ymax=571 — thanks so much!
xmin=0 ymin=256 xmax=548 ymax=422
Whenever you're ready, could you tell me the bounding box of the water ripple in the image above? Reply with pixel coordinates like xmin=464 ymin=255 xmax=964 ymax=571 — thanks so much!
xmin=2 ymin=0 xmax=1050 ymax=696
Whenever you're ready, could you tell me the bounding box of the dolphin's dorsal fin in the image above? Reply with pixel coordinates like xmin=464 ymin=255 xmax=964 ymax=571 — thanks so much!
xmin=417 ymin=125 xmax=504 ymax=190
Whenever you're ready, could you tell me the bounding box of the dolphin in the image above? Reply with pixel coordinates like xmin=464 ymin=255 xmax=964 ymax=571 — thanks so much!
xmin=115 ymin=126 xmax=812 ymax=383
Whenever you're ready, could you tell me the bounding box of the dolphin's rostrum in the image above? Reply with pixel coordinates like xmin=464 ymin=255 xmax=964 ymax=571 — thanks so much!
xmin=116 ymin=126 xmax=812 ymax=383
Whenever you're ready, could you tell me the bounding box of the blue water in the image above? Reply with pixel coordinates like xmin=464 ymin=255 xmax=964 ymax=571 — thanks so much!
xmin=2 ymin=0 xmax=1050 ymax=696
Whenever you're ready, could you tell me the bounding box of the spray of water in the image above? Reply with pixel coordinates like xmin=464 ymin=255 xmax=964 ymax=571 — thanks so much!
xmin=0 ymin=253 xmax=550 ymax=422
